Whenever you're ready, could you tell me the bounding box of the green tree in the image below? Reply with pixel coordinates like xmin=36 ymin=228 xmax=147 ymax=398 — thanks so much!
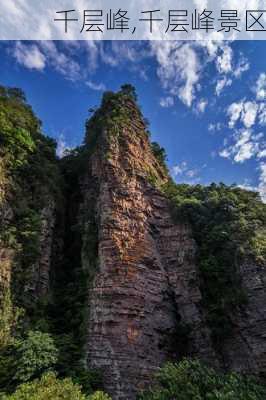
xmin=14 ymin=331 xmax=58 ymax=383
xmin=151 ymin=142 xmax=167 ymax=171
xmin=120 ymin=84 xmax=138 ymax=101
xmin=138 ymin=360 xmax=266 ymax=400
xmin=1 ymin=372 xmax=87 ymax=400
xmin=88 ymin=391 xmax=112 ymax=400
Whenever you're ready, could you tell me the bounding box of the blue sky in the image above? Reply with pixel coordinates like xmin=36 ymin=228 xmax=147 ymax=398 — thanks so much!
xmin=0 ymin=40 xmax=265 ymax=201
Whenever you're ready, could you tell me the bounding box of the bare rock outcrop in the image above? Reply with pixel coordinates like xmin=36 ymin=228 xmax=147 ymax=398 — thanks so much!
xmin=84 ymin=103 xmax=216 ymax=399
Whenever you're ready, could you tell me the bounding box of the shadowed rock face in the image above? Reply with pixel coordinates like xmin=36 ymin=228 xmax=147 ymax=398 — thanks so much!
xmin=82 ymin=97 xmax=266 ymax=399
xmin=219 ymin=260 xmax=266 ymax=377
xmin=24 ymin=200 xmax=56 ymax=300
xmin=0 ymin=193 xmax=56 ymax=305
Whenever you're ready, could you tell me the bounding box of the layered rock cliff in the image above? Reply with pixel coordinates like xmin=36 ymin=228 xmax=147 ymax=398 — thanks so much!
xmin=0 ymin=85 xmax=266 ymax=399
xmin=81 ymin=91 xmax=217 ymax=399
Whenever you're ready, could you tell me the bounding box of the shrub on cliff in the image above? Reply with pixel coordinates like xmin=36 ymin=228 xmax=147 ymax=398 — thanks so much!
xmin=14 ymin=330 xmax=58 ymax=383
xmin=138 ymin=359 xmax=266 ymax=400
xmin=88 ymin=391 xmax=112 ymax=400
xmin=0 ymin=373 xmax=111 ymax=400
xmin=0 ymin=372 xmax=87 ymax=400
xmin=0 ymin=330 xmax=58 ymax=394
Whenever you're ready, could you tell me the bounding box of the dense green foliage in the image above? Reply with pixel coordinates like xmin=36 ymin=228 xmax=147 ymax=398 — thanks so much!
xmin=0 ymin=330 xmax=57 ymax=392
xmin=120 ymin=84 xmax=138 ymax=102
xmin=88 ymin=392 xmax=112 ymax=400
xmin=14 ymin=331 xmax=58 ymax=383
xmin=139 ymin=360 xmax=266 ymax=400
xmin=85 ymin=85 xmax=149 ymax=150
xmin=0 ymin=372 xmax=109 ymax=400
xmin=0 ymin=289 xmax=22 ymax=348
xmin=151 ymin=142 xmax=168 ymax=174
xmin=162 ymin=181 xmax=266 ymax=345
xmin=0 ymin=85 xmax=61 ymax=197
xmin=0 ymin=86 xmax=37 ymax=168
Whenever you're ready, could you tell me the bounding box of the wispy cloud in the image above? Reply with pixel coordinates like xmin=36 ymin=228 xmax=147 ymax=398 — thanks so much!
xmin=233 ymin=56 xmax=249 ymax=78
xmin=159 ymin=96 xmax=174 ymax=108
xmin=219 ymin=129 xmax=264 ymax=163
xmin=196 ymin=98 xmax=208 ymax=113
xmin=56 ymin=133 xmax=72 ymax=158
xmin=39 ymin=41 xmax=81 ymax=81
xmin=215 ymin=76 xmax=232 ymax=96
xmin=227 ymin=101 xmax=258 ymax=129
xmin=256 ymin=73 xmax=266 ymax=101
xmin=151 ymin=42 xmax=201 ymax=107
xmin=258 ymin=162 xmax=266 ymax=202
xmin=216 ymin=45 xmax=233 ymax=74
xmin=86 ymin=80 xmax=106 ymax=91
xmin=208 ymin=123 xmax=222 ymax=134
xmin=172 ymin=161 xmax=200 ymax=183
xmin=13 ymin=42 xmax=46 ymax=70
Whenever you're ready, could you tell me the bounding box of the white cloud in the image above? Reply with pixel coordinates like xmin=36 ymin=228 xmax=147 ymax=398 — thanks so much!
xmin=238 ymin=180 xmax=257 ymax=192
xmin=12 ymin=41 xmax=83 ymax=81
xmin=238 ymin=164 xmax=266 ymax=203
xmin=208 ymin=122 xmax=222 ymax=132
xmin=233 ymin=57 xmax=249 ymax=78
xmin=216 ymin=45 xmax=233 ymax=74
xmin=258 ymin=162 xmax=266 ymax=202
xmin=172 ymin=161 xmax=187 ymax=177
xmin=171 ymin=161 xmax=199 ymax=183
xmin=39 ymin=41 xmax=81 ymax=81
xmin=257 ymin=149 xmax=266 ymax=159
xmin=215 ymin=76 xmax=232 ymax=96
xmin=56 ymin=134 xmax=70 ymax=158
xmin=159 ymin=96 xmax=174 ymax=108
xmin=86 ymin=80 xmax=106 ymax=91
xmin=227 ymin=100 xmax=258 ymax=129
xmin=227 ymin=101 xmax=244 ymax=128
xmin=151 ymin=42 xmax=201 ymax=107
xmin=241 ymin=101 xmax=258 ymax=128
xmin=259 ymin=103 xmax=266 ymax=125
xmin=196 ymin=99 xmax=208 ymax=113
xmin=219 ymin=129 xmax=263 ymax=163
xmin=234 ymin=142 xmax=257 ymax=163
xmin=10 ymin=40 xmax=250 ymax=115
xmin=13 ymin=42 xmax=46 ymax=70
xmin=256 ymin=73 xmax=266 ymax=101
xmin=186 ymin=169 xmax=198 ymax=178
xmin=219 ymin=148 xmax=231 ymax=159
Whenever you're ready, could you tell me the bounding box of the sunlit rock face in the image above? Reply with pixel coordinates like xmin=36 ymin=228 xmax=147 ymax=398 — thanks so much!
xmin=83 ymin=98 xmax=216 ymax=399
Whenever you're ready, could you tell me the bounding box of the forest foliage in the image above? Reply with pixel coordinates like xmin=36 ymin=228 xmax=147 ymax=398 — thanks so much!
xmin=139 ymin=360 xmax=266 ymax=400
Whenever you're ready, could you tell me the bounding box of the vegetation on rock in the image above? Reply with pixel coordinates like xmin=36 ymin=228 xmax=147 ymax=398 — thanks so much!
xmin=162 ymin=181 xmax=266 ymax=345
xmin=138 ymin=359 xmax=266 ymax=400
xmin=0 ymin=372 xmax=107 ymax=400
